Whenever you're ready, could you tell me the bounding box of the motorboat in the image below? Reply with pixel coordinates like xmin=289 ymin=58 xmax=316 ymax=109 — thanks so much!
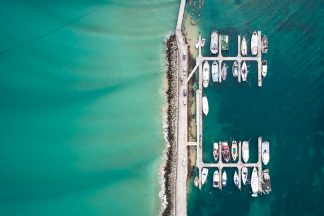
xmin=241 ymin=61 xmax=248 ymax=81
xmin=213 ymin=142 xmax=219 ymax=161
xmin=221 ymin=142 xmax=230 ymax=163
xmin=211 ymin=61 xmax=219 ymax=82
xmin=242 ymin=141 xmax=249 ymax=163
xmin=262 ymin=141 xmax=270 ymax=165
xmin=262 ymin=60 xmax=268 ymax=77
xmin=234 ymin=170 xmax=239 ymax=187
xmin=201 ymin=168 xmax=208 ymax=185
xmin=202 ymin=96 xmax=209 ymax=116
xmin=213 ymin=170 xmax=219 ymax=188
xmin=241 ymin=36 xmax=247 ymax=56
xmin=231 ymin=140 xmax=238 ymax=161
xmin=194 ymin=176 xmax=199 ymax=187
xmin=210 ymin=31 xmax=218 ymax=54
xmin=232 ymin=61 xmax=238 ymax=77
xmin=221 ymin=35 xmax=229 ymax=51
xmin=251 ymin=31 xmax=258 ymax=56
xmin=242 ymin=167 xmax=248 ymax=185
xmin=203 ymin=61 xmax=210 ymax=88
xmin=251 ymin=167 xmax=259 ymax=197
xmin=262 ymin=169 xmax=272 ymax=194
xmin=262 ymin=35 xmax=268 ymax=53
xmin=221 ymin=63 xmax=228 ymax=81
xmin=222 ymin=170 xmax=227 ymax=187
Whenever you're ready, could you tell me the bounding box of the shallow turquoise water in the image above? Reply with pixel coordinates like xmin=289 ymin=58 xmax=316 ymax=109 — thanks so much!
xmin=0 ymin=1 xmax=177 ymax=215
xmin=187 ymin=0 xmax=324 ymax=216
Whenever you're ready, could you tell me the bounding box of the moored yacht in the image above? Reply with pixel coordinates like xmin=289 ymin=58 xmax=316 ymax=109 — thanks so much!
xmin=262 ymin=35 xmax=268 ymax=53
xmin=213 ymin=170 xmax=219 ymax=188
xmin=213 ymin=142 xmax=219 ymax=161
xmin=231 ymin=140 xmax=238 ymax=161
xmin=251 ymin=31 xmax=258 ymax=56
xmin=202 ymin=96 xmax=209 ymax=116
xmin=221 ymin=63 xmax=228 ymax=81
xmin=262 ymin=60 xmax=268 ymax=77
xmin=262 ymin=169 xmax=272 ymax=194
xmin=234 ymin=170 xmax=239 ymax=187
xmin=242 ymin=167 xmax=248 ymax=185
xmin=203 ymin=61 xmax=210 ymax=88
xmin=211 ymin=61 xmax=219 ymax=82
xmin=210 ymin=31 xmax=218 ymax=54
xmin=222 ymin=142 xmax=230 ymax=163
xmin=241 ymin=61 xmax=248 ymax=81
xmin=241 ymin=36 xmax=247 ymax=56
xmin=242 ymin=141 xmax=249 ymax=163
xmin=232 ymin=61 xmax=238 ymax=77
xmin=222 ymin=170 xmax=227 ymax=187
xmin=262 ymin=141 xmax=270 ymax=165
xmin=251 ymin=167 xmax=259 ymax=197
xmin=201 ymin=168 xmax=208 ymax=185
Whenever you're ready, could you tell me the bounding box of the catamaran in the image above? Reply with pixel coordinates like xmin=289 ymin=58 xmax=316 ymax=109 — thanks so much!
xmin=213 ymin=170 xmax=219 ymax=188
xmin=231 ymin=140 xmax=238 ymax=161
xmin=242 ymin=141 xmax=249 ymax=163
xmin=242 ymin=167 xmax=248 ymax=185
xmin=262 ymin=169 xmax=272 ymax=194
xmin=234 ymin=170 xmax=239 ymax=187
xmin=203 ymin=61 xmax=210 ymax=88
xmin=262 ymin=35 xmax=268 ymax=53
xmin=241 ymin=36 xmax=247 ymax=56
xmin=251 ymin=31 xmax=258 ymax=56
xmin=211 ymin=61 xmax=219 ymax=82
xmin=241 ymin=61 xmax=248 ymax=81
xmin=262 ymin=141 xmax=270 ymax=165
xmin=222 ymin=170 xmax=227 ymax=187
xmin=251 ymin=167 xmax=259 ymax=197
xmin=202 ymin=96 xmax=209 ymax=116
xmin=210 ymin=31 xmax=218 ymax=54
xmin=213 ymin=142 xmax=219 ymax=161
xmin=221 ymin=63 xmax=228 ymax=81
xmin=232 ymin=61 xmax=238 ymax=77
xmin=222 ymin=142 xmax=230 ymax=163
xmin=262 ymin=60 xmax=268 ymax=77
xmin=201 ymin=168 xmax=208 ymax=185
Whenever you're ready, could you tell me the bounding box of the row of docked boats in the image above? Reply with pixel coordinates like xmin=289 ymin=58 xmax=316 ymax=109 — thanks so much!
xmin=210 ymin=31 xmax=268 ymax=56
xmin=212 ymin=140 xmax=270 ymax=165
xmin=202 ymin=60 xmax=267 ymax=87
xmin=199 ymin=167 xmax=271 ymax=195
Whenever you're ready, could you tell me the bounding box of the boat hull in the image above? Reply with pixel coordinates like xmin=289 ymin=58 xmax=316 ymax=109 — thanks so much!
xmin=251 ymin=32 xmax=258 ymax=56
xmin=211 ymin=61 xmax=219 ymax=82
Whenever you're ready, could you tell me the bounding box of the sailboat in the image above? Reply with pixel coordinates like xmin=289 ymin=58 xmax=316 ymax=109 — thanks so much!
xmin=221 ymin=63 xmax=228 ymax=81
xmin=203 ymin=61 xmax=210 ymax=88
xmin=241 ymin=36 xmax=247 ymax=56
xmin=242 ymin=167 xmax=248 ymax=185
xmin=262 ymin=141 xmax=270 ymax=165
xmin=251 ymin=31 xmax=258 ymax=56
xmin=201 ymin=168 xmax=208 ymax=185
xmin=202 ymin=96 xmax=209 ymax=116
xmin=222 ymin=170 xmax=227 ymax=187
xmin=241 ymin=61 xmax=248 ymax=81
xmin=232 ymin=61 xmax=238 ymax=77
xmin=234 ymin=170 xmax=239 ymax=187
xmin=242 ymin=141 xmax=249 ymax=163
xmin=213 ymin=170 xmax=219 ymax=188
xmin=213 ymin=142 xmax=219 ymax=161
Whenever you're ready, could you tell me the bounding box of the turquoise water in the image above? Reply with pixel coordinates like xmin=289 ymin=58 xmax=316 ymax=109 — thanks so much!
xmin=0 ymin=1 xmax=177 ymax=215
xmin=187 ymin=0 xmax=324 ymax=216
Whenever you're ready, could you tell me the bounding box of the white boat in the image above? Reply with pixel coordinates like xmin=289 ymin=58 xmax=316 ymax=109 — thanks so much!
xmin=222 ymin=170 xmax=227 ymax=187
xmin=203 ymin=61 xmax=210 ymax=88
xmin=242 ymin=141 xmax=249 ymax=163
xmin=241 ymin=61 xmax=248 ymax=81
xmin=232 ymin=61 xmax=238 ymax=77
xmin=210 ymin=31 xmax=218 ymax=54
xmin=213 ymin=170 xmax=219 ymax=188
xmin=262 ymin=60 xmax=267 ymax=77
xmin=251 ymin=167 xmax=259 ymax=197
xmin=194 ymin=176 xmax=199 ymax=187
xmin=211 ymin=61 xmax=219 ymax=82
xmin=241 ymin=36 xmax=247 ymax=56
xmin=213 ymin=142 xmax=219 ymax=161
xmin=234 ymin=170 xmax=239 ymax=187
xmin=262 ymin=141 xmax=270 ymax=165
xmin=251 ymin=31 xmax=258 ymax=56
xmin=221 ymin=63 xmax=228 ymax=81
xmin=242 ymin=167 xmax=248 ymax=185
xmin=201 ymin=168 xmax=208 ymax=185
xmin=231 ymin=140 xmax=238 ymax=161
xmin=202 ymin=96 xmax=209 ymax=116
